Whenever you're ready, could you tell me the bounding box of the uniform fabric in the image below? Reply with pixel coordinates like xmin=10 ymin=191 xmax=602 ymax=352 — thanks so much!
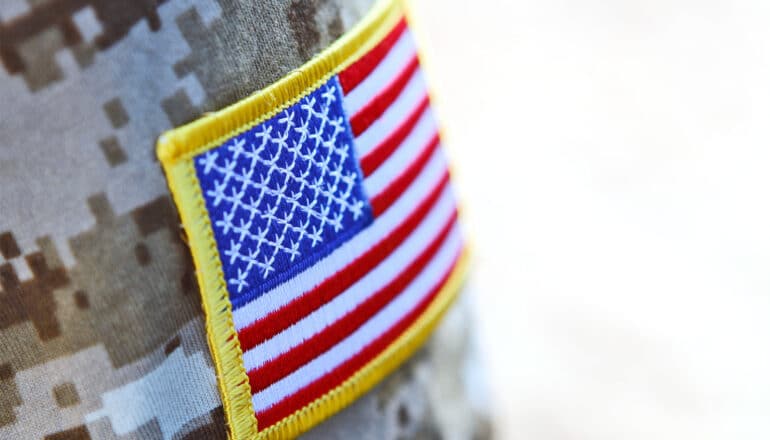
xmin=0 ymin=0 xmax=487 ymax=438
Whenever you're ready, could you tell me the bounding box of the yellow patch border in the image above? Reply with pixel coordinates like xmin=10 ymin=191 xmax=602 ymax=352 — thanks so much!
xmin=156 ymin=0 xmax=468 ymax=438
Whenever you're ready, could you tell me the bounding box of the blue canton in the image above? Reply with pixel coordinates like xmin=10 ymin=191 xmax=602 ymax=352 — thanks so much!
xmin=195 ymin=78 xmax=373 ymax=308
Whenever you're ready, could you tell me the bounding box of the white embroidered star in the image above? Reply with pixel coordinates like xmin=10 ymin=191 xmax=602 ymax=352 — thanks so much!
xmin=254 ymin=124 xmax=273 ymax=141
xmin=350 ymin=200 xmax=364 ymax=220
xmin=252 ymin=226 xmax=270 ymax=253
xmin=287 ymin=239 xmax=301 ymax=261
xmin=308 ymin=225 xmax=323 ymax=247
xmin=321 ymin=85 xmax=337 ymax=104
xmin=330 ymin=212 xmax=344 ymax=232
xmin=278 ymin=110 xmax=295 ymax=129
xmin=227 ymin=138 xmax=246 ymax=160
xmin=199 ymin=151 xmax=219 ymax=174
xmin=245 ymin=247 xmax=260 ymax=272
xmin=207 ymin=180 xmax=228 ymax=206
xmin=293 ymin=116 xmax=310 ymax=143
xmin=236 ymin=218 xmax=252 ymax=242
xmin=215 ymin=210 xmax=235 ymax=235
xmin=230 ymin=268 xmax=249 ymax=292
xmin=261 ymin=255 xmax=275 ymax=277
xmin=223 ymin=239 xmax=241 ymax=265
xmin=221 ymin=159 xmax=238 ymax=183
xmin=308 ymin=127 xmax=324 ymax=148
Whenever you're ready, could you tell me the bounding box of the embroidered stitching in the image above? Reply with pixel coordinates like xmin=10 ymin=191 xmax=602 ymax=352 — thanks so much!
xmin=195 ymin=79 xmax=372 ymax=307
xmin=156 ymin=1 xmax=471 ymax=438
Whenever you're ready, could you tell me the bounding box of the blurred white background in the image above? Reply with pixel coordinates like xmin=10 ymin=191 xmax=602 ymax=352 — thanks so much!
xmin=409 ymin=0 xmax=770 ymax=438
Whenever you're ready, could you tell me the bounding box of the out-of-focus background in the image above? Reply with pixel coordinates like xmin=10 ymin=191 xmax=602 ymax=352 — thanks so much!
xmin=409 ymin=0 xmax=770 ymax=438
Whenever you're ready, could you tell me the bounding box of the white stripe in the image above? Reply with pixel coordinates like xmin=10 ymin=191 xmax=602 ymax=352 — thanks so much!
xmin=352 ymin=69 xmax=427 ymax=157
xmin=251 ymin=224 xmax=463 ymax=412
xmin=342 ymin=30 xmax=417 ymax=116
xmin=242 ymin=185 xmax=456 ymax=371
xmin=363 ymin=107 xmax=437 ymax=197
xmin=232 ymin=147 xmax=448 ymax=330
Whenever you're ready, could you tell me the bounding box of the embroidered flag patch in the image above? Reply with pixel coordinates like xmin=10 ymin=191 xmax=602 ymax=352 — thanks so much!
xmin=157 ymin=0 xmax=467 ymax=438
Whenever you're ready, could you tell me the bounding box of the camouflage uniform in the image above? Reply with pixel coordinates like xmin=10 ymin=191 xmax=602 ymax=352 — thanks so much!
xmin=0 ymin=0 xmax=488 ymax=438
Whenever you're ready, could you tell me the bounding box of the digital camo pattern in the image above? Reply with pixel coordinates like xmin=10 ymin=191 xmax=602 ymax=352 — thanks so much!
xmin=0 ymin=0 xmax=488 ymax=438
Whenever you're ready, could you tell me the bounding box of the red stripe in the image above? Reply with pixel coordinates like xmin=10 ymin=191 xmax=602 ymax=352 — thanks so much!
xmin=361 ymin=95 xmax=430 ymax=177
xmin=370 ymin=133 xmax=440 ymax=216
xmin=349 ymin=55 xmax=419 ymax=136
xmin=248 ymin=210 xmax=458 ymax=393
xmin=237 ymin=171 xmax=451 ymax=352
xmin=339 ymin=17 xmax=408 ymax=93
xmin=255 ymin=249 xmax=462 ymax=429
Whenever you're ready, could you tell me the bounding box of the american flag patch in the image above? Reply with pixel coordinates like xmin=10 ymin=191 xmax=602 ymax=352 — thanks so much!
xmin=157 ymin=0 xmax=467 ymax=438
